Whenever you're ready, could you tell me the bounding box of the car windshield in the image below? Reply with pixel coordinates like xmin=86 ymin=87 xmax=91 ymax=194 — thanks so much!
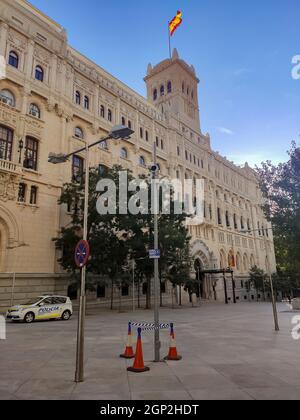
xmin=24 ymin=298 xmax=42 ymax=306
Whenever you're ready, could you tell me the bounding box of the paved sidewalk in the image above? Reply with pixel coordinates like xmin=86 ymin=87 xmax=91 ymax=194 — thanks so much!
xmin=1 ymin=302 xmax=300 ymax=400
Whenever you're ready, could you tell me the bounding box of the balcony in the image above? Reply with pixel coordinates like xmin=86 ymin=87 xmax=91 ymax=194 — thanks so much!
xmin=0 ymin=159 xmax=22 ymax=175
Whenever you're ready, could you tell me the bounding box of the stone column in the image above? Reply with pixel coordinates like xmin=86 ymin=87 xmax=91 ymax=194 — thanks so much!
xmin=25 ymin=40 xmax=35 ymax=80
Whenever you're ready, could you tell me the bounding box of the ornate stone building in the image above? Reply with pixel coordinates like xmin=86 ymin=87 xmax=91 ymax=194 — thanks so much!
xmin=0 ymin=0 xmax=276 ymax=308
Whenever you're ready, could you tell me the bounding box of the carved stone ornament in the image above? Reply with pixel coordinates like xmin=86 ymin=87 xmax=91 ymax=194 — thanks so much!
xmin=0 ymin=173 xmax=19 ymax=201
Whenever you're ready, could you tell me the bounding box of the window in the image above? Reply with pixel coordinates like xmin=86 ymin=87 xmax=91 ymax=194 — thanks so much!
xmin=182 ymin=82 xmax=185 ymax=93
xmin=145 ymin=130 xmax=149 ymax=142
xmin=156 ymin=136 xmax=159 ymax=147
xmin=72 ymin=155 xmax=84 ymax=183
xmin=226 ymin=211 xmax=230 ymax=227
xmin=140 ymin=127 xmax=143 ymax=139
xmin=161 ymin=282 xmax=166 ymax=294
xmin=241 ymin=216 xmax=245 ymax=230
xmin=0 ymin=125 xmax=13 ymax=161
xmin=161 ymin=139 xmax=164 ymax=150
xmin=128 ymin=120 xmax=132 ymax=129
xmin=99 ymin=140 xmax=108 ymax=150
xmin=177 ymin=146 xmax=180 ymax=156
xmin=8 ymin=51 xmax=19 ymax=68
xmin=121 ymin=117 xmax=126 ymax=126
xmin=120 ymin=148 xmax=128 ymax=159
xmin=108 ymin=109 xmax=112 ymax=122
xmin=217 ymin=208 xmax=222 ymax=225
xmin=122 ymin=285 xmax=129 ymax=297
xmin=167 ymin=81 xmax=172 ymax=93
xmin=139 ymin=156 xmax=146 ymax=167
xmin=18 ymin=183 xmax=26 ymax=203
xmin=185 ymin=151 xmax=188 ymax=160
xmin=234 ymin=214 xmax=238 ymax=230
xmin=75 ymin=91 xmax=81 ymax=105
xmin=97 ymin=285 xmax=106 ymax=298
xmin=153 ymin=89 xmax=157 ymax=101
xmin=160 ymin=85 xmax=165 ymax=96
xmin=84 ymin=96 xmax=89 ymax=110
xmin=29 ymin=103 xmax=40 ymax=118
xmin=0 ymin=89 xmax=15 ymax=107
xmin=100 ymin=105 xmax=105 ymax=118
xmin=75 ymin=127 xmax=84 ymax=139
xmin=30 ymin=186 xmax=38 ymax=205
xmin=24 ymin=137 xmax=38 ymax=171
xmin=35 ymin=66 xmax=44 ymax=82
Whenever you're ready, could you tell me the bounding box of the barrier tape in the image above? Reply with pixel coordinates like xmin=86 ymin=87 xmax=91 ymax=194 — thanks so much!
xmin=130 ymin=322 xmax=171 ymax=330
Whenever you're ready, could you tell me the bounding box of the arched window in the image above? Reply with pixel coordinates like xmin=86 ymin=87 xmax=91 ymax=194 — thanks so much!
xmin=0 ymin=90 xmax=16 ymax=107
xmin=160 ymin=85 xmax=165 ymax=96
xmin=120 ymin=147 xmax=128 ymax=159
xmin=243 ymin=254 xmax=249 ymax=272
xmin=121 ymin=117 xmax=126 ymax=126
xmin=241 ymin=216 xmax=245 ymax=230
xmin=139 ymin=156 xmax=146 ymax=167
xmin=74 ymin=127 xmax=84 ymax=139
xmin=128 ymin=120 xmax=132 ymax=129
xmin=75 ymin=91 xmax=81 ymax=105
xmin=0 ymin=125 xmax=13 ymax=161
xmin=84 ymin=96 xmax=89 ymax=110
xmin=35 ymin=66 xmax=44 ymax=82
xmin=29 ymin=104 xmax=40 ymax=118
xmin=153 ymin=89 xmax=157 ymax=101
xmin=108 ymin=109 xmax=112 ymax=122
xmin=100 ymin=105 xmax=105 ymax=118
xmin=8 ymin=51 xmax=19 ymax=68
xmin=167 ymin=81 xmax=172 ymax=93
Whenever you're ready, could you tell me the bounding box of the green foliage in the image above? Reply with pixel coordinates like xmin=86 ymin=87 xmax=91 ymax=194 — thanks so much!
xmin=54 ymin=165 xmax=193 ymax=308
xmin=257 ymin=141 xmax=300 ymax=286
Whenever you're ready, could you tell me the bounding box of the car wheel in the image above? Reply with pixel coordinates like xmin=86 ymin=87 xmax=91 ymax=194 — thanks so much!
xmin=24 ymin=312 xmax=35 ymax=324
xmin=62 ymin=310 xmax=71 ymax=321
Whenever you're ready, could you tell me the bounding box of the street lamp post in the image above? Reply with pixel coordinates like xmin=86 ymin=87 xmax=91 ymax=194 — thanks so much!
xmin=152 ymin=141 xmax=160 ymax=362
xmin=49 ymin=125 xmax=134 ymax=383
xmin=240 ymin=227 xmax=279 ymax=332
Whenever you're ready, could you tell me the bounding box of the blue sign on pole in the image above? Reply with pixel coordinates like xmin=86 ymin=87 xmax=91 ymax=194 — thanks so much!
xmin=149 ymin=249 xmax=161 ymax=259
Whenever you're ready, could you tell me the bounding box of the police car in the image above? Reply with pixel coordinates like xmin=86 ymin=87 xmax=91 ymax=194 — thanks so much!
xmin=6 ymin=295 xmax=73 ymax=323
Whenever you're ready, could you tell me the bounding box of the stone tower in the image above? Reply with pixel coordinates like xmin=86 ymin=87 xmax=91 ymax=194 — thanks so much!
xmin=144 ymin=49 xmax=201 ymax=133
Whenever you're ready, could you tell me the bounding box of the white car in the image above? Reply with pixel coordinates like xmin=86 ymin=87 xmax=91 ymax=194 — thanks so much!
xmin=6 ymin=295 xmax=73 ymax=323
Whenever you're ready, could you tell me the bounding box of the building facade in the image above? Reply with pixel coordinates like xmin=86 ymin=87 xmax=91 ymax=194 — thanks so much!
xmin=0 ymin=0 xmax=276 ymax=308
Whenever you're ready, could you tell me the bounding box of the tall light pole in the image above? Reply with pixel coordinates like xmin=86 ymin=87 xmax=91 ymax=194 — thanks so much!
xmin=240 ymin=227 xmax=279 ymax=331
xmin=49 ymin=125 xmax=134 ymax=383
xmin=151 ymin=141 xmax=160 ymax=362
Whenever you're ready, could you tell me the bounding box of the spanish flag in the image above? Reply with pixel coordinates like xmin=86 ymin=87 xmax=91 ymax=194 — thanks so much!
xmin=169 ymin=11 xmax=183 ymax=37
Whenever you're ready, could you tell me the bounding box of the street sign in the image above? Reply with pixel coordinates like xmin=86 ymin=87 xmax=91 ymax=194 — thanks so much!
xmin=75 ymin=240 xmax=90 ymax=268
xmin=149 ymin=249 xmax=160 ymax=259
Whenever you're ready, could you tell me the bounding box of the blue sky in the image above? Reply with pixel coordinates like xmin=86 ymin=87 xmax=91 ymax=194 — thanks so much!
xmin=30 ymin=0 xmax=300 ymax=167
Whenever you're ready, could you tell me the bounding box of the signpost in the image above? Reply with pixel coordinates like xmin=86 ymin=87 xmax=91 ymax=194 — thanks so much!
xmin=149 ymin=249 xmax=161 ymax=260
xmin=75 ymin=240 xmax=90 ymax=269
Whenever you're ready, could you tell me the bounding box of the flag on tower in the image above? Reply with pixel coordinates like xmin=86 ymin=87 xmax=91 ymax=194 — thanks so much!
xmin=169 ymin=11 xmax=183 ymax=37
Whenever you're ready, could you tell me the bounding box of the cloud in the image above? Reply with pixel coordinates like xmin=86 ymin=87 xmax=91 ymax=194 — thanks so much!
xmin=217 ymin=127 xmax=234 ymax=135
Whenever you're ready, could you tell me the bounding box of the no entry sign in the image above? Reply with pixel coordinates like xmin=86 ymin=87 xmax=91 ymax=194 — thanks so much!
xmin=75 ymin=240 xmax=90 ymax=268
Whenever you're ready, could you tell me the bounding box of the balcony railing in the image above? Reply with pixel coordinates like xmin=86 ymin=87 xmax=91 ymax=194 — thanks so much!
xmin=0 ymin=159 xmax=22 ymax=175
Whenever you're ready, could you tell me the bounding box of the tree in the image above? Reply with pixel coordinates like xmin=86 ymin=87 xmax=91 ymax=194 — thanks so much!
xmin=54 ymin=165 xmax=193 ymax=310
xmin=249 ymin=266 xmax=267 ymax=300
xmin=257 ymin=141 xmax=300 ymax=286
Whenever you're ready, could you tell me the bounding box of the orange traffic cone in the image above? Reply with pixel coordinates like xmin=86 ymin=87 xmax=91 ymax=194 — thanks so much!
xmin=164 ymin=323 xmax=182 ymax=361
xmin=127 ymin=328 xmax=150 ymax=373
xmin=120 ymin=322 xmax=135 ymax=359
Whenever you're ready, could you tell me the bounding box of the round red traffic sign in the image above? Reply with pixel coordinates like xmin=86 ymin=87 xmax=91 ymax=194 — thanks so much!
xmin=75 ymin=240 xmax=90 ymax=268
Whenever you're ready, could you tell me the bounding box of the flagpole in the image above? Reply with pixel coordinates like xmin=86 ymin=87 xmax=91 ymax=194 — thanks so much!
xmin=168 ymin=22 xmax=172 ymax=59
